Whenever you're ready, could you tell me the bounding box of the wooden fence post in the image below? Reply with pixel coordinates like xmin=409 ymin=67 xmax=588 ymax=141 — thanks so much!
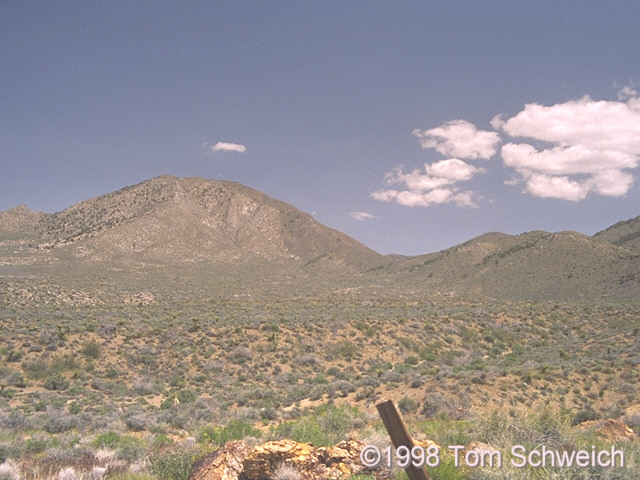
xmin=376 ymin=400 xmax=431 ymax=480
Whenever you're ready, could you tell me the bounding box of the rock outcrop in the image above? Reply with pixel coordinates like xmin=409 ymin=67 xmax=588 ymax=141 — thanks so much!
xmin=594 ymin=419 xmax=636 ymax=443
xmin=190 ymin=441 xmax=252 ymax=480
xmin=576 ymin=418 xmax=636 ymax=443
xmin=189 ymin=439 xmax=366 ymax=480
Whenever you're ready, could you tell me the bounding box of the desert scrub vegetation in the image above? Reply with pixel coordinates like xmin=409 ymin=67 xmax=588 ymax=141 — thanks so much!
xmin=198 ymin=419 xmax=261 ymax=445
xmin=451 ymin=406 xmax=639 ymax=479
xmin=0 ymin=298 xmax=639 ymax=477
xmin=268 ymin=404 xmax=366 ymax=446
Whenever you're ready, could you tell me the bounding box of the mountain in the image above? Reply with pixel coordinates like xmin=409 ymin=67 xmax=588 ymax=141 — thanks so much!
xmin=593 ymin=214 xmax=640 ymax=252
xmin=0 ymin=205 xmax=45 ymax=268
xmin=31 ymin=175 xmax=385 ymax=270
xmin=0 ymin=204 xmax=43 ymax=235
xmin=378 ymin=228 xmax=640 ymax=301
xmin=1 ymin=175 xmax=639 ymax=303
xmin=0 ymin=176 xmax=387 ymax=300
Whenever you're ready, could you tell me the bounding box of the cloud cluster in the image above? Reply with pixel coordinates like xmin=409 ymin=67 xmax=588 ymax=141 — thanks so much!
xmin=202 ymin=141 xmax=247 ymax=154
xmin=373 ymin=121 xmax=496 ymax=208
xmin=493 ymin=93 xmax=640 ymax=200
xmin=371 ymin=159 xmax=485 ymax=207
xmin=412 ymin=120 xmax=500 ymax=159
xmin=373 ymin=88 xmax=640 ymax=207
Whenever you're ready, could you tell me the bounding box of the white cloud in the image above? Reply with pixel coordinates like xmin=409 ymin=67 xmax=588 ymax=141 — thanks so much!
xmin=494 ymin=93 xmax=640 ymax=201
xmin=204 ymin=141 xmax=247 ymax=154
xmin=618 ymin=86 xmax=640 ymax=110
xmin=371 ymin=159 xmax=484 ymax=208
xmin=617 ymin=86 xmax=637 ymax=99
xmin=371 ymin=188 xmax=476 ymax=208
xmin=524 ymin=173 xmax=590 ymax=202
xmin=424 ymin=157 xmax=481 ymax=180
xmin=375 ymin=88 xmax=640 ymax=207
xmin=349 ymin=211 xmax=375 ymax=221
xmin=412 ymin=119 xmax=500 ymax=159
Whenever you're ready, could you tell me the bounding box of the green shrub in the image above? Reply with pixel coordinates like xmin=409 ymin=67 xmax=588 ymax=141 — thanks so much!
xmin=271 ymin=416 xmax=326 ymax=445
xmin=271 ymin=405 xmax=359 ymax=446
xmin=199 ymin=419 xmax=261 ymax=445
xmin=335 ymin=341 xmax=358 ymax=360
xmin=150 ymin=448 xmax=198 ymax=480
xmin=160 ymin=390 xmax=197 ymax=409
xmin=0 ymin=388 xmax=14 ymax=399
xmin=4 ymin=350 xmax=22 ymax=363
xmin=43 ymin=414 xmax=77 ymax=433
xmin=68 ymin=401 xmax=82 ymax=415
xmin=326 ymin=366 xmax=340 ymax=376
xmin=43 ymin=374 xmax=70 ymax=391
xmin=51 ymin=354 xmax=80 ymax=372
xmin=404 ymin=356 xmax=419 ymax=366
xmin=22 ymin=359 xmax=49 ymax=380
xmin=93 ymin=431 xmax=146 ymax=460
xmin=25 ymin=436 xmax=52 ymax=454
xmin=152 ymin=434 xmax=174 ymax=448
xmin=93 ymin=431 xmax=123 ymax=448
xmin=7 ymin=372 xmax=26 ymax=388
xmin=81 ymin=341 xmax=101 ymax=359
xmin=117 ymin=439 xmax=146 ymax=461
xmin=571 ymin=408 xmax=601 ymax=425
xmin=397 ymin=396 xmax=418 ymax=413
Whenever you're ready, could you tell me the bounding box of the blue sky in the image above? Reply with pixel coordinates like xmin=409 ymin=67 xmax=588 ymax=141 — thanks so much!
xmin=2 ymin=1 xmax=639 ymax=255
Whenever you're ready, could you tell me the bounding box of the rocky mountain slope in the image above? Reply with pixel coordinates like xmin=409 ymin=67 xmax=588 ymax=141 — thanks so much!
xmin=0 ymin=204 xmax=44 ymax=236
xmin=593 ymin=214 xmax=640 ymax=252
xmin=380 ymin=228 xmax=640 ymax=301
xmin=1 ymin=175 xmax=639 ymax=302
xmin=1 ymin=176 xmax=385 ymax=271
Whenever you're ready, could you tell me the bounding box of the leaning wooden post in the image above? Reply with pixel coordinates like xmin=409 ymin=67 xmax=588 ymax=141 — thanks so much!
xmin=376 ymin=400 xmax=431 ymax=480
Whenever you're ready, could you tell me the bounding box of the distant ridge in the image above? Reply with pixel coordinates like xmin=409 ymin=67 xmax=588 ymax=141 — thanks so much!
xmin=593 ymin=214 xmax=640 ymax=251
xmin=0 ymin=204 xmax=43 ymax=235
xmin=379 ymin=228 xmax=640 ymax=301
xmin=1 ymin=175 xmax=639 ymax=302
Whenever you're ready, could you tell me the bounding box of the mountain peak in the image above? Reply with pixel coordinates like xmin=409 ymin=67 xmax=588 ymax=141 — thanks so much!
xmin=27 ymin=176 xmax=385 ymax=273
xmin=0 ymin=204 xmax=43 ymax=234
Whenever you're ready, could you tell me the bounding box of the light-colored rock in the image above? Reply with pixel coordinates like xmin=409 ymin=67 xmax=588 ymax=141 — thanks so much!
xmin=243 ymin=439 xmax=364 ymax=480
xmin=189 ymin=440 xmax=252 ymax=480
xmin=189 ymin=439 xmax=370 ymax=480
xmin=595 ymin=419 xmax=636 ymax=443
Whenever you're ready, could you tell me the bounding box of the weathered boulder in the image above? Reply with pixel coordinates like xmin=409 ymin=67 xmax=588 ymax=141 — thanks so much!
xmin=189 ymin=439 xmax=366 ymax=480
xmin=595 ymin=419 xmax=636 ymax=443
xmin=242 ymin=440 xmax=314 ymax=480
xmin=190 ymin=441 xmax=252 ymax=480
